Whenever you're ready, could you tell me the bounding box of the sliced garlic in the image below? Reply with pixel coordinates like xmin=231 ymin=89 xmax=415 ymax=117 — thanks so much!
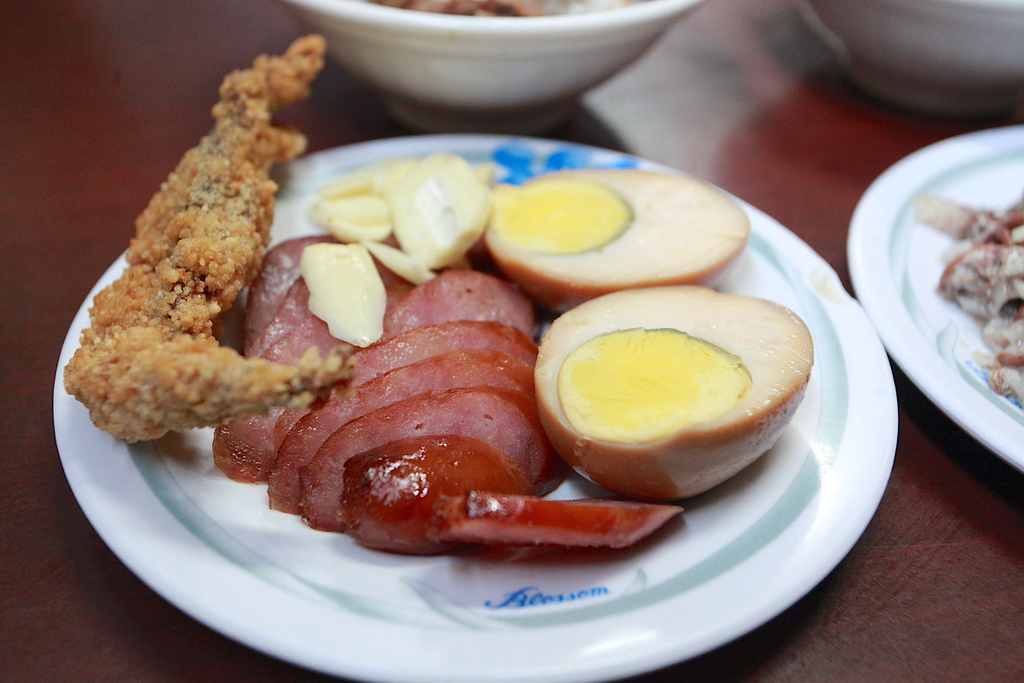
xmin=388 ymin=153 xmax=491 ymax=271
xmin=300 ymin=242 xmax=386 ymax=348
xmin=474 ymin=161 xmax=498 ymax=186
xmin=317 ymin=158 xmax=416 ymax=200
xmin=380 ymin=159 xmax=419 ymax=195
xmin=307 ymin=195 xmax=392 ymax=243
xmin=362 ymin=240 xmax=436 ymax=285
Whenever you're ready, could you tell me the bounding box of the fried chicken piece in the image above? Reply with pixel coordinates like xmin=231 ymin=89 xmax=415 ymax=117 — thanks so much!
xmin=64 ymin=35 xmax=355 ymax=443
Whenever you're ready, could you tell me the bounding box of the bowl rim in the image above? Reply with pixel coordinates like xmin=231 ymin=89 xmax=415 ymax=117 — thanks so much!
xmin=806 ymin=0 xmax=1024 ymax=13
xmin=277 ymin=0 xmax=709 ymax=33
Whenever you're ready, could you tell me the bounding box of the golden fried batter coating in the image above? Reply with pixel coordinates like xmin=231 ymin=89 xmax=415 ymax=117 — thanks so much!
xmin=64 ymin=35 xmax=354 ymax=442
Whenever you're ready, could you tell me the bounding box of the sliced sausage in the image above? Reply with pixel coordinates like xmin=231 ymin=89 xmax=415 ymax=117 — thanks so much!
xmin=338 ymin=435 xmax=533 ymax=555
xmin=299 ymin=386 xmax=562 ymax=532
xmin=244 ymin=235 xmax=335 ymax=355
xmin=382 ymin=269 xmax=536 ymax=340
xmin=246 ymin=278 xmax=315 ymax=359
xmin=433 ymin=492 xmax=683 ymax=549
xmin=269 ymin=349 xmax=535 ymax=513
xmin=213 ymin=310 xmax=351 ymax=483
xmin=352 ymin=320 xmax=537 ymax=385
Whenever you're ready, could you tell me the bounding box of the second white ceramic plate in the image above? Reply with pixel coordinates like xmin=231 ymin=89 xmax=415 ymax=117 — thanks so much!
xmin=848 ymin=125 xmax=1024 ymax=473
xmin=56 ymin=135 xmax=897 ymax=683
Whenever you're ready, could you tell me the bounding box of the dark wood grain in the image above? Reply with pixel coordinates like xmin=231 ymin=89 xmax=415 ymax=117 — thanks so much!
xmin=2 ymin=0 xmax=1022 ymax=681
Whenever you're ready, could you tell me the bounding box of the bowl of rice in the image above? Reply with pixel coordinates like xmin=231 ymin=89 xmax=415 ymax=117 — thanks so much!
xmin=800 ymin=0 xmax=1024 ymax=119
xmin=276 ymin=0 xmax=709 ymax=132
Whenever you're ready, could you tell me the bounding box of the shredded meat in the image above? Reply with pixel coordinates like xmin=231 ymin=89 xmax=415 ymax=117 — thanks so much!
xmin=939 ymin=244 xmax=1024 ymax=320
xmin=917 ymin=191 xmax=1024 ymax=405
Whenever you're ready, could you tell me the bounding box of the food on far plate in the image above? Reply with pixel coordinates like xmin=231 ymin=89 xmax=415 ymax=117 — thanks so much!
xmin=62 ymin=35 xmax=355 ymax=443
xmin=484 ymin=169 xmax=751 ymax=311
xmin=913 ymin=192 xmax=1024 ymax=405
xmin=534 ymin=286 xmax=814 ymax=501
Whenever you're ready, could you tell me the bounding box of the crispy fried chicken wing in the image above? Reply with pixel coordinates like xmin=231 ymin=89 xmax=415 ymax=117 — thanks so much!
xmin=64 ymin=35 xmax=355 ymax=443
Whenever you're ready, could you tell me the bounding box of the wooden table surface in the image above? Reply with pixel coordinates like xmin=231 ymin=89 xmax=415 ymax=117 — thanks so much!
xmin=3 ymin=0 xmax=1023 ymax=680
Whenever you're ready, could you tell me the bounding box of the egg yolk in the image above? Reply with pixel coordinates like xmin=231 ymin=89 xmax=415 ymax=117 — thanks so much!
xmin=557 ymin=328 xmax=752 ymax=443
xmin=489 ymin=178 xmax=632 ymax=254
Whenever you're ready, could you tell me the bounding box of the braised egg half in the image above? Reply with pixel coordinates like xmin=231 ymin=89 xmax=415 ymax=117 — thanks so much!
xmin=535 ymin=286 xmax=814 ymax=501
xmin=484 ymin=169 xmax=750 ymax=311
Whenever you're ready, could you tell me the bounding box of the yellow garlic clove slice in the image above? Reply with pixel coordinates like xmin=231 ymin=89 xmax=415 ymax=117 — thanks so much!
xmin=362 ymin=240 xmax=436 ymax=285
xmin=388 ymin=153 xmax=491 ymax=271
xmin=307 ymin=195 xmax=392 ymax=243
xmin=300 ymin=242 xmax=386 ymax=348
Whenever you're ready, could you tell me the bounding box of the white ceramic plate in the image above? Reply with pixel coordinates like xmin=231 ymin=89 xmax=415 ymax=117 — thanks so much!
xmin=848 ymin=125 xmax=1024 ymax=474
xmin=55 ymin=135 xmax=896 ymax=683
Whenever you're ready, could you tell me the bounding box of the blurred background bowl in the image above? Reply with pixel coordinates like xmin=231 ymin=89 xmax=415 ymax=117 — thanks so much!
xmin=276 ymin=0 xmax=709 ymax=133
xmin=800 ymin=0 xmax=1024 ymax=119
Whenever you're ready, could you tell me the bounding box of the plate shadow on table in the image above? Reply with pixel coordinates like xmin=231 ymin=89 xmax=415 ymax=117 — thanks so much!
xmin=309 ymin=42 xmax=629 ymax=144
xmin=302 ymin=66 xmax=630 ymax=166
xmin=547 ymin=103 xmax=631 ymax=154
xmin=891 ymin=364 xmax=1024 ymax=515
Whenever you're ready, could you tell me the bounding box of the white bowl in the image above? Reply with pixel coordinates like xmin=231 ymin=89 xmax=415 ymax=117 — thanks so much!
xmin=276 ymin=0 xmax=708 ymax=132
xmin=800 ymin=0 xmax=1024 ymax=119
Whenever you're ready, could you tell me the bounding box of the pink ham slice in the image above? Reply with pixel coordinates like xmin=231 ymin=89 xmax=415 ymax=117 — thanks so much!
xmin=338 ymin=435 xmax=534 ymax=555
xmin=272 ymin=316 xmax=535 ymax=462
xmin=246 ymin=278 xmax=315 ymax=359
xmin=246 ymin=240 xmax=410 ymax=358
xmin=215 ymin=270 xmax=411 ymax=484
xmin=274 ymin=318 xmax=537 ymax=453
xmin=213 ymin=300 xmax=352 ymax=484
xmin=249 ymin=276 xmax=393 ymax=361
xmin=212 ymin=411 xmax=285 ymax=483
xmin=217 ymin=302 xmax=535 ymax=484
xmin=268 ymin=349 xmax=536 ymax=513
xmin=300 ymin=386 xmax=562 ymax=532
xmin=259 ymin=279 xmax=409 ymax=369
xmin=433 ymin=492 xmax=683 ymax=549
xmin=243 ymin=235 xmax=335 ymax=356
xmin=261 ymin=315 xmax=340 ymax=365
xmin=382 ymin=269 xmax=536 ymax=340
xmin=269 ymin=281 xmax=414 ymax=448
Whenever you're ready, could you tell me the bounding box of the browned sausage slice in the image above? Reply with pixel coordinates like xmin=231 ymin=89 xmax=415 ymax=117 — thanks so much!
xmin=300 ymin=386 xmax=562 ymax=532
xmin=269 ymin=349 xmax=535 ymax=513
xmin=434 ymin=492 xmax=683 ymax=549
xmin=338 ymin=435 xmax=533 ymax=555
